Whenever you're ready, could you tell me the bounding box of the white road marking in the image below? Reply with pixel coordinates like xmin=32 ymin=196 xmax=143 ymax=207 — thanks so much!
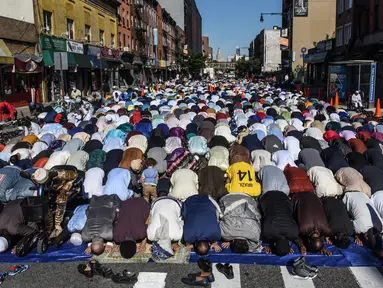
xmin=133 ymin=272 xmax=167 ymax=288
xmin=350 ymin=267 xmax=383 ymax=288
xmin=211 ymin=263 xmax=241 ymax=288
xmin=280 ymin=266 xmax=315 ymax=288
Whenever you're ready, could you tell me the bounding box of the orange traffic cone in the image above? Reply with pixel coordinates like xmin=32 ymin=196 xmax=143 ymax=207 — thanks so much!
xmin=156 ymin=84 xmax=159 ymax=93
xmin=241 ymin=91 xmax=245 ymax=99
xmin=235 ymin=89 xmax=238 ymax=96
xmin=329 ymin=97 xmax=333 ymax=106
xmin=141 ymin=88 xmax=145 ymax=96
xmin=317 ymin=89 xmax=321 ymax=100
xmin=297 ymin=85 xmax=301 ymax=92
xmin=335 ymin=91 xmax=339 ymax=106
xmin=375 ymin=98 xmax=381 ymax=118
xmin=308 ymin=88 xmax=311 ymax=97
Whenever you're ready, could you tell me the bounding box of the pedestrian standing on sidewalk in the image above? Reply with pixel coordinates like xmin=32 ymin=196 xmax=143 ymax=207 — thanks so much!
xmin=141 ymin=158 xmax=159 ymax=203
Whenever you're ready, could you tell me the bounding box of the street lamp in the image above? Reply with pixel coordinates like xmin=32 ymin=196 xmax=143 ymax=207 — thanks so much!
xmin=260 ymin=15 xmax=264 ymax=23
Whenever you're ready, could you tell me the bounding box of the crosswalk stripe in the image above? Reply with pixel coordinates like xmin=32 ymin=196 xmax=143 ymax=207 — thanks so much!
xmin=133 ymin=272 xmax=167 ymax=288
xmin=280 ymin=266 xmax=315 ymax=288
xmin=211 ymin=264 xmax=241 ymax=288
xmin=350 ymin=267 xmax=383 ymax=288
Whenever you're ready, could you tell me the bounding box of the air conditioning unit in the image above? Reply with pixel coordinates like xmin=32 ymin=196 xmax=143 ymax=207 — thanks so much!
xmin=45 ymin=26 xmax=50 ymax=33
xmin=123 ymin=47 xmax=130 ymax=52
xmin=85 ymin=35 xmax=89 ymax=41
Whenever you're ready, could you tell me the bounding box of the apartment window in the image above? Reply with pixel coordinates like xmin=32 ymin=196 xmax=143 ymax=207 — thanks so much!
xmin=128 ymin=36 xmax=130 ymax=48
xmin=99 ymin=29 xmax=104 ymax=45
xmin=67 ymin=18 xmax=74 ymax=39
xmin=43 ymin=10 xmax=52 ymax=33
xmin=337 ymin=0 xmax=344 ymax=14
xmin=118 ymin=32 xmax=121 ymax=48
xmin=344 ymin=23 xmax=352 ymax=44
xmin=132 ymin=39 xmax=135 ymax=51
xmin=336 ymin=26 xmax=343 ymax=47
xmin=123 ymin=34 xmax=126 ymax=47
xmin=131 ymin=15 xmax=133 ymax=27
xmin=111 ymin=34 xmax=115 ymax=47
xmin=85 ymin=25 xmax=91 ymax=42
xmin=345 ymin=0 xmax=352 ymax=10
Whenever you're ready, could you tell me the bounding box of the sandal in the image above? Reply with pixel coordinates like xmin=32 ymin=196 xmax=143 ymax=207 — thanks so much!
xmin=78 ymin=264 xmax=93 ymax=278
xmin=216 ymin=263 xmax=234 ymax=280
xmin=8 ymin=265 xmax=29 ymax=276
xmin=111 ymin=270 xmax=138 ymax=284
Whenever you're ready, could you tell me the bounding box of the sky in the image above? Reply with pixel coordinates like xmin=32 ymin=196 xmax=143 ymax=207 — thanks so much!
xmin=195 ymin=0 xmax=282 ymax=60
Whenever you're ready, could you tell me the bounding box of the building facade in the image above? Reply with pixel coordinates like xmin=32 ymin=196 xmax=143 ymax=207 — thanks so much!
xmin=0 ymin=0 xmax=41 ymax=105
xmin=117 ymin=0 xmax=133 ymax=52
xmin=158 ymin=0 xmax=202 ymax=54
xmin=282 ymin=0 xmax=336 ymax=70
xmin=202 ymin=36 xmax=213 ymax=61
xmin=37 ymin=0 xmax=120 ymax=99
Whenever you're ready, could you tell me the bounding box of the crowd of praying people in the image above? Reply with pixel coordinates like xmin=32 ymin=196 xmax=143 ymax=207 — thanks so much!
xmin=0 ymin=79 xmax=382 ymax=263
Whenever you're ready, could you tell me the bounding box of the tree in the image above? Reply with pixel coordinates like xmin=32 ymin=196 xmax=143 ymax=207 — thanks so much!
xmin=176 ymin=52 xmax=207 ymax=79
xmin=235 ymin=57 xmax=261 ymax=77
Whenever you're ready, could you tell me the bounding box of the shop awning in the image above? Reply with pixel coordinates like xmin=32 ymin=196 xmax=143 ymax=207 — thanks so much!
xmin=0 ymin=39 xmax=14 ymax=65
xmin=68 ymin=53 xmax=92 ymax=69
xmin=306 ymin=51 xmax=331 ymax=64
xmin=42 ymin=50 xmax=54 ymax=67
xmin=14 ymin=54 xmax=43 ymax=63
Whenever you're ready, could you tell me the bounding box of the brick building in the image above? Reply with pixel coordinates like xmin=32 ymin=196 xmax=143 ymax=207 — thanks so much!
xmin=117 ymin=0 xmax=133 ymax=52
xmin=202 ymin=36 xmax=213 ymax=61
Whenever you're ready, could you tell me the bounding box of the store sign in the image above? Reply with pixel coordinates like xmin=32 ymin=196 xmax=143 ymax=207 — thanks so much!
xmin=153 ymin=28 xmax=158 ymax=46
xmin=67 ymin=41 xmax=84 ymax=54
xmin=294 ymin=0 xmax=308 ymax=17
xmin=86 ymin=45 xmax=101 ymax=56
xmin=101 ymin=47 xmax=120 ymax=59
xmin=370 ymin=63 xmax=377 ymax=103
xmin=41 ymin=36 xmax=66 ymax=51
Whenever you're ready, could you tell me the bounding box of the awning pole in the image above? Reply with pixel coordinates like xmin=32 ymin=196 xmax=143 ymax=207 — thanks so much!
xmin=358 ymin=65 xmax=361 ymax=91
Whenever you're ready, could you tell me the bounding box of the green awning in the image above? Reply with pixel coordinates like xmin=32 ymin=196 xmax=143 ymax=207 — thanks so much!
xmin=42 ymin=50 xmax=54 ymax=67
xmin=68 ymin=53 xmax=92 ymax=68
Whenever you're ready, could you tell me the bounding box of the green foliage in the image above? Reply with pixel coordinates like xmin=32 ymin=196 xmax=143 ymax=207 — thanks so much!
xmin=176 ymin=52 xmax=207 ymax=79
xmin=235 ymin=57 xmax=261 ymax=77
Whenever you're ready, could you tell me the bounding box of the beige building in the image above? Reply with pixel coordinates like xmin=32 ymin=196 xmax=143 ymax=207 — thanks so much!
xmin=283 ymin=0 xmax=336 ymax=70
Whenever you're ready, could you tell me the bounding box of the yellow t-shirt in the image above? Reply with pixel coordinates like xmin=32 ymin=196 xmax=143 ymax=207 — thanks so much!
xmin=225 ymin=162 xmax=261 ymax=197
xmin=22 ymin=135 xmax=39 ymax=145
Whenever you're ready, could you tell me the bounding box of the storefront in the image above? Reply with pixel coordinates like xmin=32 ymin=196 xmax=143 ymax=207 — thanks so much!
xmin=328 ymin=61 xmax=377 ymax=107
xmin=85 ymin=45 xmax=104 ymax=92
xmin=100 ymin=47 xmax=122 ymax=90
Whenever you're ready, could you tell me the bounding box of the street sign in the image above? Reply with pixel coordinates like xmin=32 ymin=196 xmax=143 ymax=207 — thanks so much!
xmin=301 ymin=47 xmax=307 ymax=53
xmin=54 ymin=52 xmax=68 ymax=70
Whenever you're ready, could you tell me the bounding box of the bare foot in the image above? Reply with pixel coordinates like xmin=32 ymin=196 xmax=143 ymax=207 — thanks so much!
xmin=113 ymin=245 xmax=120 ymax=253
xmin=325 ymin=237 xmax=333 ymax=245
xmin=321 ymin=248 xmax=332 ymax=256
xmin=289 ymin=248 xmax=294 ymax=254
xmin=84 ymin=246 xmax=92 ymax=255
xmin=11 ymin=248 xmax=16 ymax=255
xmin=172 ymin=243 xmax=180 ymax=252
xmin=299 ymin=245 xmax=307 ymax=256
xmin=355 ymin=237 xmax=363 ymax=247
xmin=186 ymin=244 xmax=193 ymax=252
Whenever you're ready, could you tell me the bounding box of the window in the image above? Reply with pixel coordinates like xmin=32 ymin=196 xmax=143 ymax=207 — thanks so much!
xmin=344 ymin=23 xmax=352 ymax=44
xmin=123 ymin=34 xmax=126 ymax=47
xmin=337 ymin=0 xmax=344 ymax=14
xmin=345 ymin=0 xmax=352 ymax=10
xmin=336 ymin=26 xmax=343 ymax=47
xmin=111 ymin=34 xmax=115 ymax=47
xmin=131 ymin=15 xmax=133 ymax=27
xmin=132 ymin=39 xmax=135 ymax=51
xmin=85 ymin=25 xmax=91 ymax=42
xmin=67 ymin=18 xmax=74 ymax=39
xmin=99 ymin=29 xmax=104 ymax=45
xmin=43 ymin=10 xmax=52 ymax=34
xmin=118 ymin=32 xmax=121 ymax=48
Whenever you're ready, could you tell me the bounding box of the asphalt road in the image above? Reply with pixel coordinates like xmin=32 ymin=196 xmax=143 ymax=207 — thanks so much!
xmin=0 ymin=262 xmax=381 ymax=288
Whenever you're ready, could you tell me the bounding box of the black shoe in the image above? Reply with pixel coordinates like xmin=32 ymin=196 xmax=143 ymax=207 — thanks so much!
xmin=187 ymin=272 xmax=215 ymax=282
xmin=293 ymin=256 xmax=318 ymax=273
xmin=181 ymin=276 xmax=209 ymax=287
xmin=216 ymin=263 xmax=234 ymax=280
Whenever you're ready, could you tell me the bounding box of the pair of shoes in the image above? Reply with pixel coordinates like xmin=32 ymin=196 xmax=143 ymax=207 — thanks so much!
xmin=112 ymin=270 xmax=138 ymax=284
xmin=197 ymin=258 xmax=212 ymax=272
xmin=291 ymin=257 xmax=318 ymax=280
xmin=181 ymin=275 xmax=209 ymax=287
xmin=187 ymin=272 xmax=215 ymax=282
xmin=8 ymin=265 xmax=29 ymax=276
xmin=216 ymin=263 xmax=234 ymax=279
xmin=90 ymin=260 xmax=114 ymax=278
